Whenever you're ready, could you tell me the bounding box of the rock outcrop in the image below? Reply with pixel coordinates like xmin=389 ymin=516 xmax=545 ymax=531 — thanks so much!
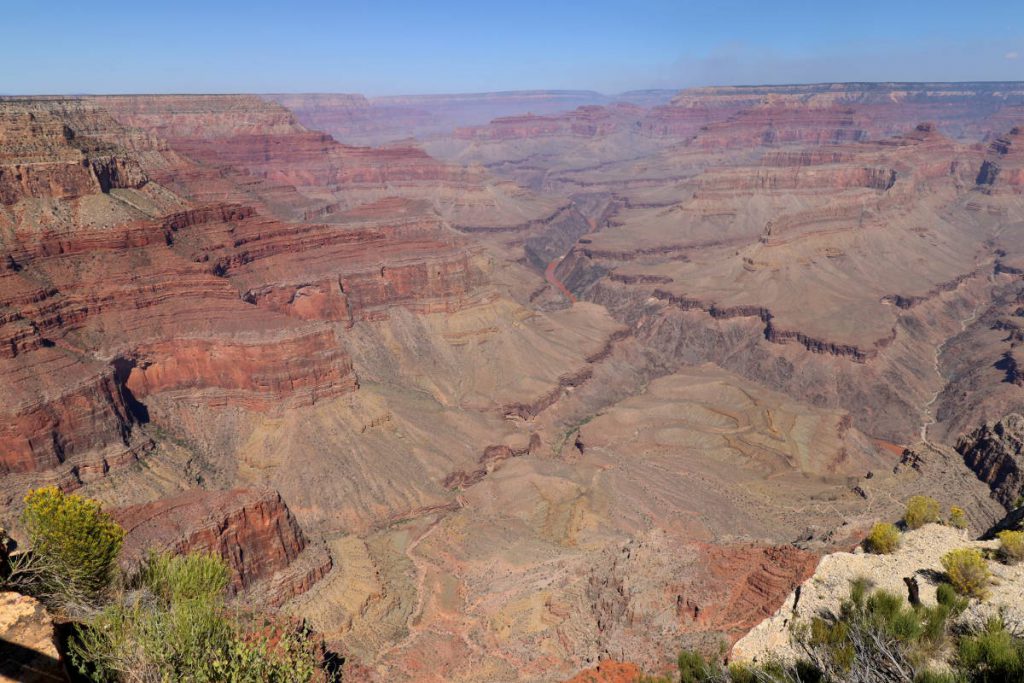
xmin=733 ymin=524 xmax=1024 ymax=665
xmin=0 ymin=591 xmax=65 ymax=683
xmin=563 ymin=660 xmax=642 ymax=683
xmin=113 ymin=488 xmax=330 ymax=605
xmin=956 ymin=414 xmax=1024 ymax=508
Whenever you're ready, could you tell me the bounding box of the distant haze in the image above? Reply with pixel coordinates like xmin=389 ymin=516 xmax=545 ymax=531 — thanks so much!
xmin=4 ymin=0 xmax=1024 ymax=95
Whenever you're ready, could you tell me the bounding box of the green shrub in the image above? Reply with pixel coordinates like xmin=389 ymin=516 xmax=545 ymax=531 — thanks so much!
xmin=864 ymin=522 xmax=901 ymax=554
xmin=12 ymin=486 xmax=124 ymax=610
xmin=936 ymin=582 xmax=968 ymax=615
xmin=904 ymin=496 xmax=941 ymax=530
xmin=68 ymin=552 xmax=334 ymax=683
xmin=140 ymin=550 xmax=230 ymax=604
xmin=957 ymin=616 xmax=1024 ymax=682
xmin=997 ymin=530 xmax=1024 ymax=565
xmin=642 ymin=581 xmax=1024 ymax=682
xmin=948 ymin=506 xmax=969 ymax=530
xmin=677 ymin=649 xmax=718 ymax=683
xmin=941 ymin=548 xmax=991 ymax=598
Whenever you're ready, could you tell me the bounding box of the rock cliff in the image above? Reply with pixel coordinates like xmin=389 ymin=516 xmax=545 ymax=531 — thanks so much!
xmin=113 ymin=488 xmax=330 ymax=605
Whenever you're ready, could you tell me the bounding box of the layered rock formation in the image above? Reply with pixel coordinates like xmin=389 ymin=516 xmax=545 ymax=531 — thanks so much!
xmin=4 ymin=82 xmax=1024 ymax=682
xmin=956 ymin=414 xmax=1024 ymax=508
xmin=0 ymin=100 xmax=360 ymax=498
xmin=113 ymin=488 xmax=331 ymax=606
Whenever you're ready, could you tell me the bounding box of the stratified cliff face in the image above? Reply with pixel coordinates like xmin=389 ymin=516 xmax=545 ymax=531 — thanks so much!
xmin=113 ymin=488 xmax=331 ymax=605
xmin=535 ymin=120 xmax=992 ymax=444
xmin=453 ymin=105 xmax=645 ymax=141
xmin=0 ymin=100 xmax=358 ymax=493
xmin=663 ymin=82 xmax=1024 ymax=140
xmin=976 ymin=127 xmax=1024 ymax=194
xmin=584 ymin=535 xmax=819 ymax=664
xmin=956 ymin=414 xmax=1024 ymax=508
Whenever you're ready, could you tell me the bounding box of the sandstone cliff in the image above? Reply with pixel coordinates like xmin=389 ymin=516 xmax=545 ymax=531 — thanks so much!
xmin=113 ymin=488 xmax=331 ymax=606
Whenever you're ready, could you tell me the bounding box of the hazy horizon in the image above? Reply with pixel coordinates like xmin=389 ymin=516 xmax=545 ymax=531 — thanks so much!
xmin=5 ymin=0 xmax=1022 ymax=96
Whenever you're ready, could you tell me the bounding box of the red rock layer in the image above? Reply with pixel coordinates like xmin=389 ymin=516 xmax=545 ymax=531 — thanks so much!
xmin=663 ymin=82 xmax=1024 ymax=139
xmin=112 ymin=487 xmax=331 ymax=600
xmin=692 ymin=544 xmax=819 ymax=642
xmin=445 ymin=83 xmax=1024 ymax=145
xmin=563 ymin=661 xmax=642 ymax=683
xmin=90 ymin=95 xmax=473 ymax=197
xmin=267 ymin=90 xmax=626 ymax=144
xmin=687 ymin=102 xmax=869 ymax=149
xmin=0 ymin=99 xmax=359 ymax=483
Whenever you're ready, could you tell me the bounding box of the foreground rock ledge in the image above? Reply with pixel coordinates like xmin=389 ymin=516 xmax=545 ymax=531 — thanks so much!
xmin=732 ymin=523 xmax=1024 ymax=664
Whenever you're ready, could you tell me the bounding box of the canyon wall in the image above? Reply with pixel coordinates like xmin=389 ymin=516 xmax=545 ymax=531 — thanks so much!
xmin=3 ymin=83 xmax=1024 ymax=681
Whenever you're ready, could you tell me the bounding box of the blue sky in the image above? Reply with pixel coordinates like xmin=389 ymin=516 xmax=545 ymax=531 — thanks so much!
xmin=3 ymin=0 xmax=1023 ymax=95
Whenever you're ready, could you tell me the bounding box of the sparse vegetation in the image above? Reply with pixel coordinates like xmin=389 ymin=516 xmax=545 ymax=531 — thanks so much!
xmin=997 ymin=530 xmax=1024 ymax=565
xmin=864 ymin=522 xmax=901 ymax=554
xmin=957 ymin=616 xmax=1024 ymax=682
xmin=948 ymin=506 xmax=968 ymax=530
xmin=941 ymin=548 xmax=991 ymax=598
xmin=69 ymin=552 xmax=333 ymax=683
xmin=642 ymin=578 xmax=1021 ymax=682
xmin=935 ymin=582 xmax=968 ymax=614
xmin=904 ymin=496 xmax=941 ymax=530
xmin=5 ymin=486 xmax=124 ymax=612
xmin=1 ymin=488 xmax=339 ymax=682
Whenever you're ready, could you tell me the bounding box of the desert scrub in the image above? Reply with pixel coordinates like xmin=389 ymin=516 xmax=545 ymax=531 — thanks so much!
xmin=8 ymin=486 xmax=124 ymax=611
xmin=957 ymin=616 xmax=1024 ymax=682
xmin=904 ymin=495 xmax=941 ymax=530
xmin=941 ymin=548 xmax=991 ymax=598
xmin=997 ymin=530 xmax=1024 ymax=564
xmin=792 ymin=577 xmax=959 ymax=682
xmin=642 ymin=582 xmax=1021 ymax=682
xmin=948 ymin=506 xmax=968 ymax=530
xmin=69 ymin=552 xmax=334 ymax=683
xmin=864 ymin=522 xmax=901 ymax=554
xmin=935 ymin=582 xmax=968 ymax=614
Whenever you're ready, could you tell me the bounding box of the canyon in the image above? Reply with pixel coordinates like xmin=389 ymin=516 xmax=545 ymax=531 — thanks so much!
xmin=1 ymin=81 xmax=1024 ymax=681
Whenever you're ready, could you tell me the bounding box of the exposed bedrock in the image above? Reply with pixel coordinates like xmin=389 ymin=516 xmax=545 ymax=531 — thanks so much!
xmin=956 ymin=413 xmax=1024 ymax=509
xmin=124 ymin=332 xmax=357 ymax=410
xmin=975 ymin=127 xmax=1024 ymax=194
xmin=555 ymin=252 xmax=989 ymax=443
xmin=931 ymin=277 xmax=1024 ymax=442
xmin=113 ymin=487 xmax=331 ymax=605
xmin=582 ymin=533 xmax=818 ymax=669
